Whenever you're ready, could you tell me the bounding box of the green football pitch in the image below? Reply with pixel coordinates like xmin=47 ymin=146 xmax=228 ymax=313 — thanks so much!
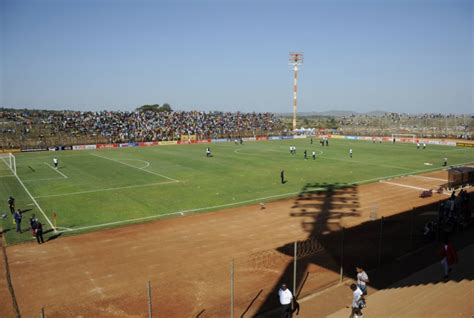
xmin=1 ymin=138 xmax=473 ymax=244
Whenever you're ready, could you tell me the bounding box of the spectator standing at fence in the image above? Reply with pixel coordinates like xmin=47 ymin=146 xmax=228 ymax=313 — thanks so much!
xmin=35 ymin=221 xmax=44 ymax=244
xmin=278 ymin=283 xmax=293 ymax=318
xmin=440 ymin=237 xmax=458 ymax=279
xmin=14 ymin=209 xmax=22 ymax=233
xmin=349 ymin=283 xmax=365 ymax=318
xmin=356 ymin=266 xmax=369 ymax=295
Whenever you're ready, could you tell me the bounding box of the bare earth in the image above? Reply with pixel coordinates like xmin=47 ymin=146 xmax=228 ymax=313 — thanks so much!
xmin=3 ymin=169 xmax=466 ymax=317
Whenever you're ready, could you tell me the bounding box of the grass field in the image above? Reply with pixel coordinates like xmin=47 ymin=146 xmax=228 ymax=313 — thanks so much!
xmin=1 ymin=138 xmax=473 ymax=244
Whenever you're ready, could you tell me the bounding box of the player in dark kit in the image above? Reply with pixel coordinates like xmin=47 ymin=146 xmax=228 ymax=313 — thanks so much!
xmin=304 ymin=150 xmax=308 ymax=160
xmin=280 ymin=170 xmax=285 ymax=184
xmin=35 ymin=221 xmax=44 ymax=244
xmin=8 ymin=196 xmax=15 ymax=215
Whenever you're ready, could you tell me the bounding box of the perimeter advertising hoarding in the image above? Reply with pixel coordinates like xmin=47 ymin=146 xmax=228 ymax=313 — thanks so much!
xmin=456 ymin=142 xmax=474 ymax=148
xmin=72 ymin=144 xmax=97 ymax=150
xmin=20 ymin=148 xmax=48 ymax=152
xmin=138 ymin=141 xmax=159 ymax=147
xmin=159 ymin=141 xmax=179 ymax=146
xmin=211 ymin=138 xmax=228 ymax=143
xmin=0 ymin=148 xmax=21 ymax=153
xmin=96 ymin=144 xmax=117 ymax=149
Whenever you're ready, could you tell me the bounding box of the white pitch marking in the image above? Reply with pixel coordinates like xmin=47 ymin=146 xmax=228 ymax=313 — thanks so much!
xmin=12 ymin=173 xmax=56 ymax=232
xmin=0 ymin=175 xmax=15 ymax=178
xmin=91 ymin=153 xmax=179 ymax=182
xmin=43 ymin=163 xmax=68 ymax=178
xmin=34 ymin=180 xmax=178 ymax=199
xmin=411 ymin=175 xmax=446 ymax=182
xmin=23 ymin=177 xmax=65 ymax=182
xmin=120 ymin=158 xmax=150 ymax=169
xmin=55 ymin=160 xmax=474 ymax=234
xmin=380 ymin=180 xmax=449 ymax=196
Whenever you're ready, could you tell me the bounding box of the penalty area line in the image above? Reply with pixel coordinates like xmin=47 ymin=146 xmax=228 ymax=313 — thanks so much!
xmin=91 ymin=153 xmax=179 ymax=182
xmin=43 ymin=163 xmax=68 ymax=178
xmin=13 ymin=174 xmax=56 ymax=232
xmin=34 ymin=180 xmax=179 ymax=199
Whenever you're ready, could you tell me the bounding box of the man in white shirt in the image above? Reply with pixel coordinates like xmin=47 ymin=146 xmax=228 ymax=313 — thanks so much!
xmin=356 ymin=266 xmax=369 ymax=295
xmin=349 ymin=283 xmax=364 ymax=318
xmin=349 ymin=148 xmax=353 ymax=158
xmin=278 ymin=283 xmax=293 ymax=318
xmin=53 ymin=157 xmax=58 ymax=169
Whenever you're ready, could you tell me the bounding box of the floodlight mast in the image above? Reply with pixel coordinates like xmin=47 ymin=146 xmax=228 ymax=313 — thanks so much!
xmin=289 ymin=52 xmax=303 ymax=131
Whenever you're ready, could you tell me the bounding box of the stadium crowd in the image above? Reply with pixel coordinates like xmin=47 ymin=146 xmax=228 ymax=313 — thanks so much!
xmin=0 ymin=109 xmax=284 ymax=146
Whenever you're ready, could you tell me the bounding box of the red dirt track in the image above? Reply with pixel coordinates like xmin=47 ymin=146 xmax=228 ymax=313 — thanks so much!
xmin=2 ymin=169 xmax=467 ymax=317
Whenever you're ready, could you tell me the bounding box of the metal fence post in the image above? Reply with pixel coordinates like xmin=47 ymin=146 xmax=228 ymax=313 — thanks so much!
xmin=293 ymin=241 xmax=297 ymax=296
xmin=147 ymin=280 xmax=152 ymax=318
xmin=409 ymin=208 xmax=415 ymax=250
xmin=40 ymin=307 xmax=45 ymax=318
xmin=340 ymin=227 xmax=345 ymax=283
xmin=230 ymin=260 xmax=234 ymax=318
xmin=377 ymin=217 xmax=384 ymax=269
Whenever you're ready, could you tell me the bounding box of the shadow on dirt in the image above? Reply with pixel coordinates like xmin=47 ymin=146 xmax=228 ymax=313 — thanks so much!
xmin=253 ymin=182 xmax=474 ymax=316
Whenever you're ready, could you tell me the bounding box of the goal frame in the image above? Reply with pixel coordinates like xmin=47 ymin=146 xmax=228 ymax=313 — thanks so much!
xmin=0 ymin=153 xmax=17 ymax=176
xmin=391 ymin=133 xmax=416 ymax=144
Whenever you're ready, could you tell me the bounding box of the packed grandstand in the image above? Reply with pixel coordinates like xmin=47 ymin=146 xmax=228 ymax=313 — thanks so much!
xmin=0 ymin=108 xmax=472 ymax=149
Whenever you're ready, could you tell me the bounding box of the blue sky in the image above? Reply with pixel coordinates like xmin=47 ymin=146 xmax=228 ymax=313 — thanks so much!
xmin=1 ymin=0 xmax=472 ymax=114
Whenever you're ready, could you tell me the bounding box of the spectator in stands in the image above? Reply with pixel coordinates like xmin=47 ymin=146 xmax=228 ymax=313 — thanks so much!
xmin=440 ymin=237 xmax=458 ymax=279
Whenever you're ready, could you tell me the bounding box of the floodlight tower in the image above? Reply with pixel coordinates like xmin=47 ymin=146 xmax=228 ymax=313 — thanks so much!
xmin=289 ymin=52 xmax=303 ymax=131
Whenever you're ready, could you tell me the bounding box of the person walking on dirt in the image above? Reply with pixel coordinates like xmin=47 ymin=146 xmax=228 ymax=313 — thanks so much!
xmin=278 ymin=283 xmax=293 ymax=318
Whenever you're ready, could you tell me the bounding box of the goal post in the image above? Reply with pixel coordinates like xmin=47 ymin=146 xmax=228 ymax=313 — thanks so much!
xmin=391 ymin=134 xmax=416 ymax=144
xmin=0 ymin=153 xmax=17 ymax=176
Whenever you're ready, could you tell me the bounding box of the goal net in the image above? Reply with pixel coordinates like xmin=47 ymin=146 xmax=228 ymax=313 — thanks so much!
xmin=391 ymin=134 xmax=416 ymax=144
xmin=0 ymin=153 xmax=17 ymax=176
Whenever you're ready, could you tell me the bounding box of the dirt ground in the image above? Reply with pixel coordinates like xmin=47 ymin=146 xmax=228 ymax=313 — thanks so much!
xmin=2 ymin=169 xmax=467 ymax=317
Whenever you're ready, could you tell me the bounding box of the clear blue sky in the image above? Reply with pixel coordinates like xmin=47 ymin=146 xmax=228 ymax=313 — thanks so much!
xmin=1 ymin=0 xmax=472 ymax=114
